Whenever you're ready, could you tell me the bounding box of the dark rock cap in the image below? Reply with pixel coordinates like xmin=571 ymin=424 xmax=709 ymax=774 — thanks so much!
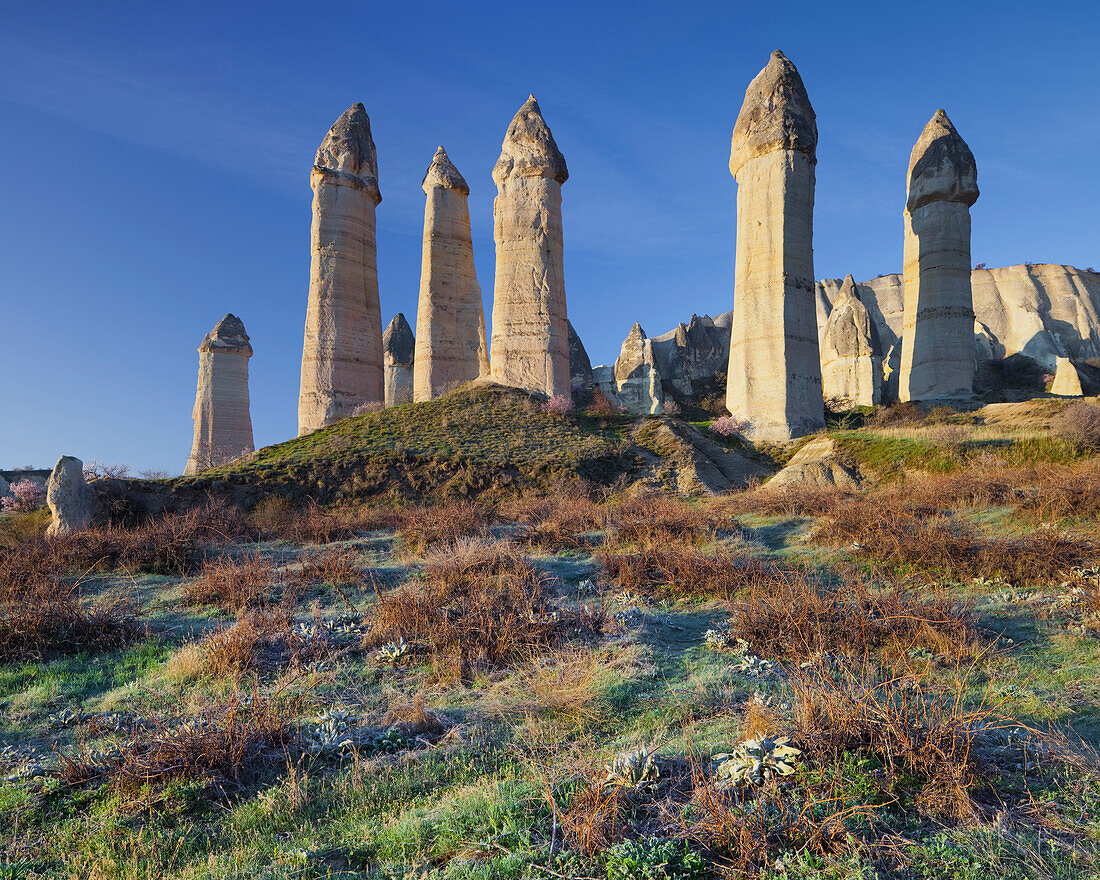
xmin=729 ymin=50 xmax=817 ymax=176
xmin=383 ymin=313 xmax=415 ymax=366
xmin=422 ymin=146 xmax=469 ymax=195
xmin=314 ymin=103 xmax=381 ymax=204
xmin=906 ymin=109 xmax=978 ymax=212
xmin=199 ymin=314 xmax=252 ymax=356
xmin=493 ymin=95 xmax=568 ymax=185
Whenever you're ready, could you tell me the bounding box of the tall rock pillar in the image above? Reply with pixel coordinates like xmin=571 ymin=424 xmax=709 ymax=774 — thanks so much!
xmin=383 ymin=313 xmax=415 ymax=406
xmin=413 ymin=147 xmax=489 ymax=401
xmin=184 ymin=314 xmax=254 ymax=475
xmin=489 ymin=96 xmax=570 ymax=399
xmin=298 ymin=103 xmax=383 ymax=434
xmin=725 ymin=50 xmax=824 ymax=441
xmin=899 ymin=109 xmax=979 ymax=401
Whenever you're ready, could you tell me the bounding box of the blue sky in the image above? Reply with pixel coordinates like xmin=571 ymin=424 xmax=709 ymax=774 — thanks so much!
xmin=1 ymin=0 xmax=1097 ymax=473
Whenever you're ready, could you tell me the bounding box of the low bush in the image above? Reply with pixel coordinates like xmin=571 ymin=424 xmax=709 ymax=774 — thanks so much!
xmin=606 ymin=495 xmax=717 ymax=549
xmin=198 ymin=607 xmax=315 ymax=679
xmin=1052 ymin=401 xmax=1100 ymax=449
xmin=370 ymin=539 xmax=596 ymax=679
xmin=183 ymin=552 xmax=280 ymax=612
xmin=396 ymin=501 xmax=495 ymax=555
xmin=601 ymin=546 xmax=765 ymax=601
xmin=502 ymin=488 xmax=606 ymax=549
xmin=60 ymin=690 xmax=300 ymax=789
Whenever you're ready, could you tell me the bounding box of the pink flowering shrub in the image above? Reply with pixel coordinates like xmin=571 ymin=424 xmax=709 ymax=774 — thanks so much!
xmin=662 ymin=399 xmax=681 ymax=417
xmin=1 ymin=479 xmax=46 ymax=514
xmin=541 ymin=395 xmax=572 ymax=415
xmin=709 ymin=414 xmax=750 ymax=439
xmin=351 ymin=401 xmax=386 ymax=416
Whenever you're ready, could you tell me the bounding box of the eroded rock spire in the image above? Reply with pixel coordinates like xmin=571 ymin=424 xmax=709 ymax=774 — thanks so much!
xmin=725 ymin=50 xmax=824 ymax=440
xmin=413 ymin=147 xmax=489 ymax=401
xmin=298 ymin=103 xmax=384 ymax=434
xmin=489 ymin=96 xmax=570 ymax=398
xmin=899 ymin=109 xmax=979 ymax=401
xmin=185 ymin=314 xmax=254 ymax=475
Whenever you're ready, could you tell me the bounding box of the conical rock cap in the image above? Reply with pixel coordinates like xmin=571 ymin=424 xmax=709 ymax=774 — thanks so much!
xmin=906 ymin=109 xmax=978 ymax=212
xmin=493 ymin=95 xmax=568 ymax=185
xmin=730 ymin=50 xmax=817 ymax=176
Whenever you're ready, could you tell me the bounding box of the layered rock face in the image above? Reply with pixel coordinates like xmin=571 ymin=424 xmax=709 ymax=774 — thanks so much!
xmin=45 ymin=455 xmax=92 ymax=537
xmin=821 ymin=275 xmax=882 ymax=408
xmin=899 ymin=109 xmax=979 ymax=401
xmin=726 ymin=50 xmax=825 ymax=440
xmin=1050 ymin=356 xmax=1084 ymax=396
xmin=568 ymin=319 xmax=594 ymax=390
xmin=413 ymin=147 xmax=488 ymax=401
xmin=613 ymin=323 xmax=665 ymax=414
xmin=489 ymin=96 xmax=570 ymax=399
xmin=651 ymin=314 xmax=731 ymax=396
xmin=383 ymin=313 xmax=415 ymax=406
xmin=299 ymin=103 xmax=384 ymax=434
xmin=184 ymin=314 xmax=254 ymax=475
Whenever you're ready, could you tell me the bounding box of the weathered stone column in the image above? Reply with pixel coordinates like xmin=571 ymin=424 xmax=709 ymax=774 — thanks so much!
xmin=821 ymin=275 xmax=882 ymax=408
xmin=613 ymin=322 xmax=665 ymax=415
xmin=383 ymin=313 xmax=415 ymax=406
xmin=298 ymin=103 xmax=384 ymax=434
xmin=1050 ymin=357 xmax=1084 ymax=397
xmin=489 ymin=96 xmax=570 ymax=399
xmin=725 ymin=50 xmax=824 ymax=441
xmin=413 ymin=147 xmax=489 ymax=401
xmin=184 ymin=314 xmax=254 ymax=475
xmin=46 ymin=456 xmax=92 ymax=537
xmin=899 ymin=109 xmax=979 ymax=401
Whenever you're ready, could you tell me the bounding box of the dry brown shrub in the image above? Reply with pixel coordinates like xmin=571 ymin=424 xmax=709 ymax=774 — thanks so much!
xmin=380 ymin=695 xmax=449 ymax=738
xmin=297 ymin=546 xmax=362 ymax=586
xmin=183 ymin=552 xmax=279 ymax=612
xmin=815 ymin=497 xmax=1091 ymax=585
xmin=865 ymin=401 xmax=925 ymax=427
xmin=253 ymin=498 xmax=395 ymax=544
xmin=52 ymin=501 xmax=253 ymax=576
xmin=1052 ymin=400 xmax=1100 ymax=448
xmin=600 ymin=546 xmax=766 ymax=600
xmin=501 ymin=488 xmax=605 ymax=549
xmin=60 ymin=689 xmax=300 ymax=789
xmin=789 ymin=662 xmax=996 ymax=822
xmin=0 ymin=546 xmax=141 ymax=660
xmin=607 ymin=494 xmax=717 ymax=549
xmin=199 ymin=606 xmax=315 ymax=680
xmin=370 ymin=539 xmax=596 ymax=679
xmin=731 ymin=566 xmax=979 ymax=665
xmin=396 ymin=502 xmax=495 ymax=555
xmin=717 ymin=485 xmax=853 ymax=518
xmin=560 ymin=780 xmax=630 ymax=855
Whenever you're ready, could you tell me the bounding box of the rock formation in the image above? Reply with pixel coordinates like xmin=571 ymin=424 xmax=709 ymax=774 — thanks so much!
xmin=383 ymin=314 xmax=415 ymax=406
xmin=568 ymin=320 xmax=593 ymax=390
xmin=298 ymin=103 xmax=383 ymax=434
xmin=767 ymin=437 xmax=861 ymax=489
xmin=489 ymin=96 xmax=570 ymax=399
xmin=820 ymin=275 xmax=882 ymax=408
xmin=184 ymin=314 xmax=254 ymax=475
xmin=726 ymin=50 xmax=824 ymax=441
xmin=651 ymin=314 xmax=731 ymax=397
xmin=45 ymin=455 xmax=92 ymax=537
xmin=413 ymin=147 xmax=488 ymax=401
xmin=613 ymin=323 xmax=665 ymax=414
xmin=899 ymin=109 xmax=979 ymax=401
xmin=0 ymin=474 xmax=8 ymax=498
xmin=1050 ymin=357 xmax=1084 ymax=396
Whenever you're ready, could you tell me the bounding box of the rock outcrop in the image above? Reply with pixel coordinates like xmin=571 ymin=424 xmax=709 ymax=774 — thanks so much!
xmin=383 ymin=313 xmax=415 ymax=406
xmin=298 ymin=103 xmax=384 ymax=434
xmin=184 ymin=314 xmax=254 ymax=475
xmin=613 ymin=323 xmax=665 ymax=415
xmin=568 ymin=319 xmax=593 ymax=390
xmin=489 ymin=96 xmax=570 ymax=399
xmin=413 ymin=147 xmax=488 ymax=402
xmin=767 ymin=437 xmax=861 ymax=489
xmin=726 ymin=50 xmax=824 ymax=440
xmin=0 ymin=474 xmax=9 ymax=498
xmin=1050 ymin=356 xmax=1084 ymax=396
xmin=45 ymin=455 xmax=92 ymax=537
xmin=820 ymin=275 xmax=882 ymax=408
xmin=899 ymin=109 xmax=979 ymax=401
xmin=651 ymin=314 xmax=731 ymax=397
